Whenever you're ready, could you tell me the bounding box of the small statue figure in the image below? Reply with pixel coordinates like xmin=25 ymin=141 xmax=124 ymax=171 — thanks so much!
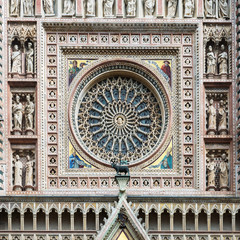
xmin=63 ymin=0 xmax=74 ymax=15
xmin=218 ymin=44 xmax=228 ymax=75
xmin=43 ymin=0 xmax=55 ymax=15
xmin=218 ymin=0 xmax=228 ymax=19
xmin=23 ymin=0 xmax=34 ymax=16
xmin=184 ymin=0 xmax=194 ymax=17
xmin=26 ymin=42 xmax=34 ymax=74
xmin=25 ymin=94 xmax=34 ymax=132
xmin=125 ymin=0 xmax=137 ymax=17
xmin=219 ymin=153 xmax=229 ymax=190
xmin=25 ymin=155 xmax=34 ymax=187
xmin=206 ymin=45 xmax=216 ymax=74
xmin=144 ymin=0 xmax=155 ymax=17
xmin=11 ymin=45 xmax=22 ymax=74
xmin=207 ymin=99 xmax=216 ymax=135
xmin=14 ymin=155 xmax=23 ymax=188
xmin=167 ymin=0 xmax=178 ymax=18
xmin=205 ymin=0 xmax=216 ymax=18
xmin=103 ymin=0 xmax=114 ymax=17
xmin=86 ymin=0 xmax=96 ymax=16
xmin=10 ymin=0 xmax=20 ymax=16
xmin=206 ymin=155 xmax=216 ymax=190
xmin=218 ymin=100 xmax=227 ymax=135
xmin=12 ymin=95 xmax=23 ymax=132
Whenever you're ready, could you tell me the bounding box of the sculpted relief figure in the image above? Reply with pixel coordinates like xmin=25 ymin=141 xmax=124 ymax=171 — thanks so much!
xmin=43 ymin=0 xmax=55 ymax=14
xmin=12 ymin=95 xmax=23 ymax=132
xmin=25 ymin=94 xmax=35 ymax=131
xmin=103 ymin=0 xmax=114 ymax=17
xmin=218 ymin=100 xmax=227 ymax=135
xmin=184 ymin=0 xmax=194 ymax=17
xmin=206 ymin=45 xmax=216 ymax=74
xmin=23 ymin=0 xmax=34 ymax=16
xmin=125 ymin=0 xmax=137 ymax=17
xmin=26 ymin=42 xmax=34 ymax=73
xmin=25 ymin=155 xmax=34 ymax=187
xmin=219 ymin=153 xmax=229 ymax=189
xmin=205 ymin=0 xmax=216 ymax=17
xmin=14 ymin=155 xmax=23 ymax=187
xmin=207 ymin=99 xmax=216 ymax=134
xmin=144 ymin=0 xmax=155 ymax=17
xmin=63 ymin=0 xmax=74 ymax=15
xmin=218 ymin=44 xmax=228 ymax=74
xmin=167 ymin=0 xmax=178 ymax=18
xmin=218 ymin=0 xmax=228 ymax=19
xmin=10 ymin=0 xmax=20 ymax=16
xmin=11 ymin=45 xmax=22 ymax=74
xmin=86 ymin=0 xmax=96 ymax=16
xmin=206 ymin=155 xmax=216 ymax=189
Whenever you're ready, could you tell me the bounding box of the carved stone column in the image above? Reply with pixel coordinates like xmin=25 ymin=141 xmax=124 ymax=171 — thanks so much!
xmin=156 ymin=0 xmax=163 ymax=18
xmin=220 ymin=214 xmax=223 ymax=231
xmin=33 ymin=213 xmax=37 ymax=230
xmin=145 ymin=213 xmax=149 ymax=231
xmin=35 ymin=0 xmax=42 ymax=16
xmin=116 ymin=0 xmax=124 ymax=18
xmin=58 ymin=213 xmax=62 ymax=230
xmin=45 ymin=214 xmax=49 ymax=230
xmin=232 ymin=214 xmax=236 ymax=232
xmin=96 ymin=213 xmax=99 ymax=231
xmin=197 ymin=0 xmax=204 ymax=18
xmin=70 ymin=212 xmax=74 ymax=230
xmin=195 ymin=213 xmax=198 ymax=231
xmin=83 ymin=213 xmax=87 ymax=230
xmin=8 ymin=213 xmax=12 ymax=230
xmin=157 ymin=213 xmax=161 ymax=231
xmin=76 ymin=0 xmax=83 ymax=17
xmin=20 ymin=213 xmax=24 ymax=231
xmin=207 ymin=214 xmax=211 ymax=231
xmin=182 ymin=213 xmax=186 ymax=230
xmin=170 ymin=213 xmax=174 ymax=231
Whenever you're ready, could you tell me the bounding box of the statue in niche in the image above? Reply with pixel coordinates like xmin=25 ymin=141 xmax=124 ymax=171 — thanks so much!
xmin=218 ymin=100 xmax=227 ymax=135
xmin=11 ymin=44 xmax=22 ymax=74
xmin=10 ymin=0 xmax=20 ymax=16
xmin=144 ymin=0 xmax=155 ymax=17
xmin=86 ymin=0 xmax=96 ymax=16
xmin=25 ymin=155 xmax=34 ymax=187
xmin=26 ymin=42 xmax=34 ymax=73
xmin=23 ymin=0 xmax=34 ymax=16
xmin=206 ymin=45 xmax=216 ymax=74
xmin=206 ymin=155 xmax=216 ymax=189
xmin=12 ymin=95 xmax=23 ymax=132
xmin=14 ymin=155 xmax=23 ymax=187
xmin=218 ymin=0 xmax=228 ymax=19
xmin=167 ymin=0 xmax=178 ymax=18
xmin=218 ymin=44 xmax=228 ymax=75
xmin=125 ymin=0 xmax=137 ymax=17
xmin=207 ymin=99 xmax=216 ymax=134
xmin=184 ymin=0 xmax=194 ymax=17
xmin=25 ymin=94 xmax=35 ymax=132
xmin=205 ymin=0 xmax=216 ymax=17
xmin=43 ymin=0 xmax=55 ymax=15
xmin=63 ymin=0 xmax=74 ymax=15
xmin=103 ymin=0 xmax=114 ymax=17
xmin=219 ymin=153 xmax=229 ymax=190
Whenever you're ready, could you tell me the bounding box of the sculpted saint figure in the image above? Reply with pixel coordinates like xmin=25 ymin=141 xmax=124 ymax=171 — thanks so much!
xmin=63 ymin=0 xmax=74 ymax=14
xmin=25 ymin=155 xmax=34 ymax=186
xmin=12 ymin=95 xmax=23 ymax=131
xmin=14 ymin=155 xmax=23 ymax=187
xmin=218 ymin=0 xmax=228 ymax=19
xmin=86 ymin=0 xmax=96 ymax=16
xmin=10 ymin=0 xmax=20 ymax=16
xmin=184 ymin=0 xmax=194 ymax=17
xmin=207 ymin=99 xmax=216 ymax=134
xmin=219 ymin=153 xmax=229 ymax=189
xmin=206 ymin=45 xmax=216 ymax=74
xmin=167 ymin=0 xmax=178 ymax=18
xmin=25 ymin=94 xmax=34 ymax=131
xmin=144 ymin=0 xmax=155 ymax=17
xmin=26 ymin=42 xmax=34 ymax=73
xmin=218 ymin=44 xmax=228 ymax=74
xmin=11 ymin=45 xmax=22 ymax=74
xmin=205 ymin=0 xmax=216 ymax=17
xmin=43 ymin=0 xmax=55 ymax=14
xmin=125 ymin=0 xmax=137 ymax=17
xmin=23 ymin=0 xmax=34 ymax=16
xmin=218 ymin=100 xmax=227 ymax=134
xmin=103 ymin=0 xmax=114 ymax=17
xmin=207 ymin=155 xmax=216 ymax=188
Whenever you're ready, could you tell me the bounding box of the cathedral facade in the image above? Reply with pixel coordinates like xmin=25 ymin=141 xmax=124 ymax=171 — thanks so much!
xmin=0 ymin=0 xmax=239 ymax=239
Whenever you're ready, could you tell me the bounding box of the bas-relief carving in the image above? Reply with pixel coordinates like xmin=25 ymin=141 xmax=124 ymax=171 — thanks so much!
xmin=86 ymin=0 xmax=96 ymax=16
xmin=144 ymin=0 xmax=155 ymax=17
xmin=63 ymin=0 xmax=74 ymax=15
xmin=184 ymin=0 xmax=194 ymax=18
xmin=23 ymin=0 xmax=34 ymax=16
xmin=103 ymin=0 xmax=114 ymax=17
xmin=43 ymin=0 xmax=55 ymax=15
xmin=125 ymin=0 xmax=137 ymax=17
xmin=166 ymin=0 xmax=178 ymax=18
xmin=10 ymin=0 xmax=20 ymax=16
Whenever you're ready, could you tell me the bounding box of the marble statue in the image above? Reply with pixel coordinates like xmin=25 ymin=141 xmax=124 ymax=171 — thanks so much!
xmin=207 ymin=99 xmax=216 ymax=134
xmin=103 ymin=0 xmax=114 ymax=17
xmin=218 ymin=44 xmax=228 ymax=74
xmin=205 ymin=0 xmax=216 ymax=17
xmin=26 ymin=42 xmax=34 ymax=73
xmin=10 ymin=0 xmax=20 ymax=16
xmin=206 ymin=155 xmax=216 ymax=188
xmin=25 ymin=155 xmax=34 ymax=186
xmin=43 ymin=0 xmax=55 ymax=14
xmin=63 ymin=0 xmax=74 ymax=14
xmin=144 ymin=0 xmax=155 ymax=17
xmin=23 ymin=0 xmax=34 ymax=16
xmin=219 ymin=153 xmax=228 ymax=189
xmin=218 ymin=100 xmax=227 ymax=135
xmin=126 ymin=0 xmax=137 ymax=17
xmin=206 ymin=45 xmax=216 ymax=74
xmin=25 ymin=94 xmax=34 ymax=131
xmin=12 ymin=95 xmax=23 ymax=131
xmin=218 ymin=0 xmax=228 ymax=19
xmin=14 ymin=155 xmax=23 ymax=187
xmin=11 ymin=45 xmax=22 ymax=74
xmin=86 ymin=0 xmax=96 ymax=16
xmin=184 ymin=0 xmax=194 ymax=17
xmin=167 ymin=0 xmax=178 ymax=18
